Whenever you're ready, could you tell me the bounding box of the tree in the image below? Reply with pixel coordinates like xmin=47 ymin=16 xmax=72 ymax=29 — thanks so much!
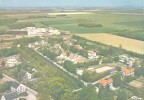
xmin=98 ymin=87 xmax=115 ymax=100
xmin=77 ymin=86 xmax=99 ymax=100
xmin=0 ymin=71 xmax=3 ymax=79
xmin=63 ymin=60 xmax=76 ymax=73
xmin=135 ymin=67 xmax=144 ymax=77
xmin=112 ymin=72 xmax=122 ymax=87
xmin=61 ymin=90 xmax=78 ymax=100
xmin=116 ymin=66 xmax=121 ymax=71
xmin=117 ymin=90 xmax=128 ymax=100
xmin=1 ymin=61 xmax=6 ymax=67
xmin=37 ymin=77 xmax=67 ymax=100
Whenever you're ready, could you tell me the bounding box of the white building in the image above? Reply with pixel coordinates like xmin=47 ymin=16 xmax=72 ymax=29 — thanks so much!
xmin=48 ymin=29 xmax=61 ymax=35
xmin=11 ymin=82 xmax=26 ymax=94
xmin=88 ymin=50 xmax=97 ymax=59
xmin=5 ymin=55 xmax=20 ymax=67
xmin=22 ymin=27 xmax=47 ymax=36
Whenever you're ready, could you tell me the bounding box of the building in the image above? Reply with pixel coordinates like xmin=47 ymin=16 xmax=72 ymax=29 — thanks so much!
xmin=48 ymin=29 xmax=61 ymax=35
xmin=98 ymin=78 xmax=113 ymax=88
xmin=11 ymin=82 xmax=26 ymax=94
xmin=54 ymin=44 xmax=61 ymax=49
xmin=1 ymin=92 xmax=19 ymax=100
xmin=7 ymin=27 xmax=47 ymax=37
xmin=122 ymin=68 xmax=135 ymax=76
xmin=62 ymin=35 xmax=72 ymax=40
xmin=20 ymin=70 xmax=32 ymax=81
xmin=76 ymin=69 xmax=84 ymax=76
xmin=5 ymin=55 xmax=20 ymax=68
xmin=88 ymin=50 xmax=97 ymax=59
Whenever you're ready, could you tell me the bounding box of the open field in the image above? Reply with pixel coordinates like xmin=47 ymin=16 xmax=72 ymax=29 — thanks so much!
xmin=48 ymin=12 xmax=94 ymax=15
xmin=0 ymin=10 xmax=143 ymax=33
xmin=77 ymin=33 xmax=144 ymax=54
xmin=1 ymin=10 xmax=144 ymax=40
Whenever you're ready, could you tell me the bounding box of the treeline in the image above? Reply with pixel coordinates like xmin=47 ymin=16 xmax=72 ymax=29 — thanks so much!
xmin=8 ymin=22 xmax=36 ymax=29
xmin=0 ymin=30 xmax=7 ymax=35
xmin=0 ymin=48 xmax=18 ymax=57
xmin=81 ymin=71 xmax=108 ymax=82
xmin=114 ymin=30 xmax=144 ymax=41
xmin=0 ymin=18 xmax=18 ymax=26
xmin=15 ymin=36 xmax=41 ymax=45
xmin=74 ymin=35 xmax=144 ymax=60
xmin=48 ymin=38 xmax=63 ymax=44
xmin=27 ymin=15 xmax=48 ymax=19
xmin=78 ymin=23 xmax=103 ymax=28
xmin=39 ymin=48 xmax=58 ymax=61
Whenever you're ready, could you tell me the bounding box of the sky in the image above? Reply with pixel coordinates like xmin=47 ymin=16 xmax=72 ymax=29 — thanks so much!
xmin=0 ymin=0 xmax=144 ymax=8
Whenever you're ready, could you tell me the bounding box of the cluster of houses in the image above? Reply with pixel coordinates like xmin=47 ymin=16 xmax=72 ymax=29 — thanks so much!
xmin=1 ymin=81 xmax=35 ymax=100
xmin=7 ymin=27 xmax=70 ymax=37
xmin=57 ymin=52 xmax=87 ymax=64
xmin=0 ymin=55 xmax=21 ymax=68
xmin=28 ymin=40 xmax=46 ymax=48
xmin=119 ymin=54 xmax=138 ymax=67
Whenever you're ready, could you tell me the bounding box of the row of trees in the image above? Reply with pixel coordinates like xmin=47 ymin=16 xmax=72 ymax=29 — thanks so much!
xmin=81 ymin=71 xmax=108 ymax=82
xmin=8 ymin=22 xmax=36 ymax=29
xmin=0 ymin=18 xmax=18 ymax=26
xmin=0 ymin=48 xmax=18 ymax=57
xmin=78 ymin=23 xmax=103 ymax=28
xmin=74 ymin=35 xmax=144 ymax=60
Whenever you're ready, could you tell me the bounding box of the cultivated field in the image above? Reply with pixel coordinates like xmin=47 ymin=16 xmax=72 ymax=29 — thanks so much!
xmin=77 ymin=33 xmax=144 ymax=54
xmin=48 ymin=12 xmax=94 ymax=15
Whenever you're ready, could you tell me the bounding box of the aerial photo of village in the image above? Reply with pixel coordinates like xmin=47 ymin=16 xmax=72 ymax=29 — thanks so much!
xmin=0 ymin=0 xmax=144 ymax=100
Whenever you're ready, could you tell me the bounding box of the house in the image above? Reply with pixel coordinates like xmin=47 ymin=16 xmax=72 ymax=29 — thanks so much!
xmin=64 ymin=41 xmax=73 ymax=46
xmin=20 ymin=70 xmax=32 ymax=80
xmin=119 ymin=54 xmax=129 ymax=63
xmin=54 ymin=44 xmax=61 ymax=49
xmin=74 ymin=57 xmax=86 ymax=64
xmin=62 ymin=35 xmax=72 ymax=40
xmin=122 ymin=68 xmax=135 ymax=76
xmin=28 ymin=43 xmax=32 ymax=48
xmin=76 ymin=69 xmax=84 ymax=76
xmin=98 ymin=78 xmax=113 ymax=88
xmin=25 ymin=27 xmax=46 ymax=36
xmin=11 ymin=82 xmax=26 ymax=94
xmin=61 ymin=31 xmax=70 ymax=35
xmin=88 ymin=50 xmax=97 ymax=59
xmin=48 ymin=29 xmax=61 ymax=35
xmin=5 ymin=55 xmax=20 ymax=67
xmin=1 ymin=92 xmax=19 ymax=100
xmin=67 ymin=54 xmax=76 ymax=62
xmin=59 ymin=52 xmax=68 ymax=59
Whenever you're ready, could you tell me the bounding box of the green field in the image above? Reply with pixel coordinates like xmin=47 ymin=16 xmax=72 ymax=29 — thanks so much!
xmin=17 ymin=12 xmax=142 ymax=33
xmin=0 ymin=10 xmax=144 ymax=40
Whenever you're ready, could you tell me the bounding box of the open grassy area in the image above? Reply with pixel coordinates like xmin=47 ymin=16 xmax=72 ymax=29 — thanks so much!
xmin=1 ymin=10 xmax=144 ymax=34
xmin=77 ymin=33 xmax=144 ymax=54
xmin=1 ymin=10 xmax=144 ymax=41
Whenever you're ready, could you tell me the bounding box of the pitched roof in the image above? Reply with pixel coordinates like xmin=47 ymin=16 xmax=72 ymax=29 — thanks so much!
xmin=98 ymin=78 xmax=113 ymax=87
xmin=68 ymin=55 xmax=75 ymax=60
xmin=11 ymin=81 xmax=20 ymax=89
xmin=123 ymin=68 xmax=135 ymax=75
xmin=4 ymin=92 xmax=19 ymax=100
